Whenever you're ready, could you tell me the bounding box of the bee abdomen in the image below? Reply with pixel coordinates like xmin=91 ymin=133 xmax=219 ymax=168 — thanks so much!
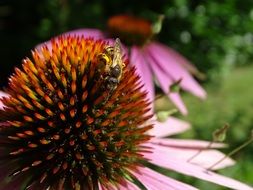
xmin=105 ymin=77 xmax=119 ymax=91
xmin=110 ymin=64 xmax=122 ymax=78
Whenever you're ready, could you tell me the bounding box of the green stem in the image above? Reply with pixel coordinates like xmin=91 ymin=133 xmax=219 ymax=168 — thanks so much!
xmin=187 ymin=141 xmax=213 ymax=162
xmin=154 ymin=93 xmax=164 ymax=101
xmin=208 ymin=137 xmax=253 ymax=170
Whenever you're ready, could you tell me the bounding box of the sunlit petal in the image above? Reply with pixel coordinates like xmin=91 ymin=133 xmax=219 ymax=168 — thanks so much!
xmin=148 ymin=116 xmax=191 ymax=137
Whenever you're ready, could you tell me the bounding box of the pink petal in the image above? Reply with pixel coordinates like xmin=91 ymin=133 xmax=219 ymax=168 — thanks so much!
xmin=130 ymin=46 xmax=154 ymax=112
xmin=0 ymin=91 xmax=8 ymax=110
xmin=169 ymin=93 xmax=188 ymax=115
xmin=132 ymin=167 xmax=197 ymax=190
xmin=144 ymin=146 xmax=253 ymax=190
xmin=146 ymin=42 xmax=206 ymax=99
xmin=150 ymin=138 xmax=226 ymax=149
xmin=63 ymin=28 xmax=105 ymax=38
xmin=36 ymin=28 xmax=106 ymax=51
xmin=185 ymin=149 xmax=235 ymax=170
xmin=98 ymin=183 xmax=103 ymax=190
xmin=144 ymin=50 xmax=188 ymax=115
xmin=98 ymin=180 xmax=139 ymax=190
xmin=98 ymin=182 xmax=116 ymax=190
xmin=147 ymin=142 xmax=234 ymax=170
xmin=118 ymin=180 xmax=140 ymax=190
xmin=160 ymin=45 xmax=201 ymax=77
xmin=0 ymin=91 xmax=8 ymax=98
xmin=148 ymin=117 xmax=191 ymax=137
xmin=0 ymin=101 xmax=4 ymax=110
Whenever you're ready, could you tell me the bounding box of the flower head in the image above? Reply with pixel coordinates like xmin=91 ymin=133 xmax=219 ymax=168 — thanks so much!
xmin=0 ymin=36 xmax=153 ymax=189
xmin=107 ymin=14 xmax=153 ymax=46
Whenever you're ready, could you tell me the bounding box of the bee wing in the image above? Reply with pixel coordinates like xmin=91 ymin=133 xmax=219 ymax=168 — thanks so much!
xmin=112 ymin=38 xmax=123 ymax=68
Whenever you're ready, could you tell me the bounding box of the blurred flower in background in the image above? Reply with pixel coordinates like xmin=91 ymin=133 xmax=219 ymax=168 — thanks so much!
xmin=0 ymin=36 xmax=252 ymax=190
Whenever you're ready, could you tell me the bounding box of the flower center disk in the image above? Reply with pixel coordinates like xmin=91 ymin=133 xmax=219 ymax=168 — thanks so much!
xmin=0 ymin=36 xmax=152 ymax=189
xmin=107 ymin=15 xmax=153 ymax=46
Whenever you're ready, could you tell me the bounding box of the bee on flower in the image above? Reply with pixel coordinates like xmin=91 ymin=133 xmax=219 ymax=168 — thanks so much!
xmin=97 ymin=38 xmax=125 ymax=91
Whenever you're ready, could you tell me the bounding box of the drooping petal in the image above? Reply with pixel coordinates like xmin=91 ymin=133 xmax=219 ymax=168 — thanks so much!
xmin=148 ymin=116 xmax=191 ymax=137
xmin=132 ymin=167 xmax=197 ymax=190
xmin=144 ymin=49 xmax=188 ymax=115
xmin=130 ymin=46 xmax=154 ymax=111
xmin=146 ymin=42 xmax=206 ymax=99
xmin=150 ymin=138 xmax=226 ymax=149
xmin=146 ymin=142 xmax=234 ymax=170
xmin=144 ymin=146 xmax=253 ymax=190
xmin=168 ymin=93 xmax=188 ymax=115
xmin=159 ymin=45 xmax=204 ymax=78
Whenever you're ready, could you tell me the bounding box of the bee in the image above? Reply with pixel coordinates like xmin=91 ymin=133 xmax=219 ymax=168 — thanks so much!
xmin=97 ymin=38 xmax=125 ymax=91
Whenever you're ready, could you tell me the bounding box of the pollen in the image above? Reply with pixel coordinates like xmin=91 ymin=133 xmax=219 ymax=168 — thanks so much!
xmin=0 ymin=36 xmax=152 ymax=190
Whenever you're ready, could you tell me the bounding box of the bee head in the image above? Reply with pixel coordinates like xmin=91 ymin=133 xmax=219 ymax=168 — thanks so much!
xmin=97 ymin=52 xmax=112 ymax=72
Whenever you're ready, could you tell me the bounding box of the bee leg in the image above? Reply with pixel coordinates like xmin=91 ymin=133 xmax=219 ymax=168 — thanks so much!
xmin=100 ymin=76 xmax=118 ymax=105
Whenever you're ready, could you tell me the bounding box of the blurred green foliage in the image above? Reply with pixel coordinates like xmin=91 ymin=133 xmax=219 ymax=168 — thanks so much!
xmin=162 ymin=0 xmax=253 ymax=82
xmin=1 ymin=0 xmax=253 ymax=86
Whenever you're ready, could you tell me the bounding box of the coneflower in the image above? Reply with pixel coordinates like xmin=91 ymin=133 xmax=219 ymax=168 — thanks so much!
xmin=0 ymin=36 xmax=153 ymax=189
xmin=0 ymin=36 xmax=252 ymax=190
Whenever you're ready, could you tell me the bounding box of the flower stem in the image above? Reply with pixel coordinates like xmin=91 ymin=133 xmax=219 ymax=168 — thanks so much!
xmin=187 ymin=141 xmax=214 ymax=162
xmin=207 ymin=136 xmax=253 ymax=170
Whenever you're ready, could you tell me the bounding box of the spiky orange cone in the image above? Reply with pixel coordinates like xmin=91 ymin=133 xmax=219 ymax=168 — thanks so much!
xmin=0 ymin=36 xmax=153 ymax=190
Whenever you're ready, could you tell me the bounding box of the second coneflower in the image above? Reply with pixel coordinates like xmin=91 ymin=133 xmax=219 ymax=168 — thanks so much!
xmin=0 ymin=36 xmax=252 ymax=190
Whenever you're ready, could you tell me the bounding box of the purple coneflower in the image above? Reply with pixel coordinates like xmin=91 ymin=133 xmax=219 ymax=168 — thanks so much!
xmin=0 ymin=36 xmax=251 ymax=190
